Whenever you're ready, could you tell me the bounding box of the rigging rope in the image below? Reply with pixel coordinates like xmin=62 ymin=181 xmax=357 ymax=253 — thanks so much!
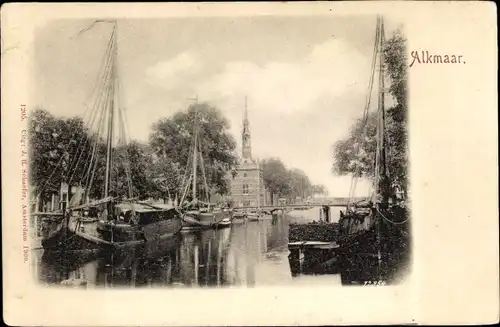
xmin=178 ymin=138 xmax=194 ymax=200
xmin=180 ymin=174 xmax=193 ymax=205
xmin=107 ymin=24 xmax=118 ymax=199
xmin=117 ymin=104 xmax=133 ymax=198
xmin=37 ymin=90 xmax=104 ymax=196
xmin=346 ymin=18 xmax=380 ymax=207
xmin=197 ymin=136 xmax=211 ymax=202
xmin=82 ymin=97 xmax=108 ymax=191
xmin=38 ymin=22 xmax=116 ymax=197
xmin=85 ymin=46 xmax=115 ymax=197
xmin=37 ymin=153 xmax=66 ymax=197
xmin=83 ymin=35 xmax=114 ymax=168
xmin=114 ymin=43 xmax=134 ymax=199
xmin=67 ymin=28 xmax=116 ymax=186
xmin=375 ymin=206 xmax=409 ymax=225
xmin=68 ymin=106 xmax=105 ymax=187
xmin=75 ymin=25 xmax=116 ymax=192
xmin=78 ymin=38 xmax=115 ymax=187
xmin=66 ymin=106 xmax=101 ymax=186
xmin=373 ymin=16 xmax=392 ymax=205
xmin=39 ymin=21 xmax=129 ymax=206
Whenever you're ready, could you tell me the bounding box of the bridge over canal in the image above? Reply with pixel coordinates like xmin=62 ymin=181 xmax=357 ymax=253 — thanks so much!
xmin=233 ymin=197 xmax=369 ymax=211
xmin=233 ymin=197 xmax=369 ymax=223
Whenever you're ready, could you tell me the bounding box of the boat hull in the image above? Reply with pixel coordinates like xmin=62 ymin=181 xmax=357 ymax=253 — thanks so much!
xmin=182 ymin=210 xmax=232 ymax=229
xmin=43 ymin=208 xmax=183 ymax=250
xmin=35 ymin=213 xmax=66 ymax=248
xmin=247 ymin=213 xmax=264 ymax=221
xmin=216 ymin=217 xmax=232 ymax=227
xmin=337 ymin=206 xmax=410 ymax=285
xmin=230 ymin=215 xmax=247 ymax=224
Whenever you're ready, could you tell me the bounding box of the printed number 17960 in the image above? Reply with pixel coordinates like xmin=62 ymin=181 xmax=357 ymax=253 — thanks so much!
xmin=364 ymin=281 xmax=386 ymax=286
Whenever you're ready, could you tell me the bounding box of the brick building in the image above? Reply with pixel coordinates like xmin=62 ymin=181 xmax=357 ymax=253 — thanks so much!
xmin=230 ymin=100 xmax=268 ymax=207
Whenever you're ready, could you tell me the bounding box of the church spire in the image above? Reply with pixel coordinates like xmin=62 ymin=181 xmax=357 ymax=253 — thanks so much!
xmin=242 ymin=96 xmax=252 ymax=159
xmin=244 ymin=96 xmax=248 ymax=121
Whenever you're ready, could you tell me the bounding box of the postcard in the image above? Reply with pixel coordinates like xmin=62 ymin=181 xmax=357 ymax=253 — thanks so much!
xmin=2 ymin=2 xmax=498 ymax=326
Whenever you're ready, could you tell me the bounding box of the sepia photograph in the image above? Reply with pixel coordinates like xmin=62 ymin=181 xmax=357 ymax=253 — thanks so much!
xmin=29 ymin=14 xmax=410 ymax=289
xmin=2 ymin=2 xmax=498 ymax=326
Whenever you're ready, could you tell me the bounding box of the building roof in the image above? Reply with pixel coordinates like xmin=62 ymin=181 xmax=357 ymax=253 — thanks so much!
xmin=238 ymin=159 xmax=260 ymax=170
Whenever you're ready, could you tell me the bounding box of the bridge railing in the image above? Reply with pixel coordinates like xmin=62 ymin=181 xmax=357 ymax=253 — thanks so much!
xmin=232 ymin=197 xmax=369 ymax=210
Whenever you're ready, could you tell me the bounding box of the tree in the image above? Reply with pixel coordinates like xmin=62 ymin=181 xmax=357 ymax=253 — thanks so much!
xmin=261 ymin=158 xmax=292 ymax=201
xmin=110 ymin=141 xmax=156 ymax=200
xmin=332 ymin=112 xmax=377 ymax=178
xmin=261 ymin=158 xmax=319 ymax=202
xmin=311 ymin=184 xmax=328 ymax=197
xmin=29 ymin=109 xmax=95 ymax=202
xmin=147 ymin=155 xmax=183 ymax=203
xmin=29 ymin=109 xmax=161 ymax=202
xmin=332 ymin=30 xmax=408 ymax=195
xmin=149 ymin=102 xmax=239 ymax=197
xmin=383 ymin=30 xmax=408 ymax=193
xmin=288 ymin=168 xmax=312 ymax=200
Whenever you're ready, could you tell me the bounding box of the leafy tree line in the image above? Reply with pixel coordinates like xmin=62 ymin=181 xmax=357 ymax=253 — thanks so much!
xmin=149 ymin=103 xmax=239 ymax=199
xmin=29 ymin=103 xmax=239 ymax=203
xmin=30 ymin=102 xmax=325 ymax=205
xmin=332 ymin=30 xmax=408 ymax=196
xmin=260 ymin=157 xmax=328 ymax=203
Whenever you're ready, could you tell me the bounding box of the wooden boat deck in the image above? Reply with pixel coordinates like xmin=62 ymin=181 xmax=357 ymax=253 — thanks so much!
xmin=67 ymin=212 xmax=182 ymax=248
xmin=288 ymin=241 xmax=339 ymax=250
xmin=74 ymin=228 xmax=180 ymax=248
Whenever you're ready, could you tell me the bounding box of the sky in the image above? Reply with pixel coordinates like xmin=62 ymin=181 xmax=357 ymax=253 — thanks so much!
xmin=34 ymin=16 xmax=401 ymax=197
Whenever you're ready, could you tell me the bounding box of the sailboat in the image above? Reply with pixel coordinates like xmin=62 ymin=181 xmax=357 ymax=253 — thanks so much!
xmin=337 ymin=16 xmax=410 ymax=285
xmin=41 ymin=20 xmax=182 ymax=250
xmin=179 ymin=103 xmax=232 ymax=230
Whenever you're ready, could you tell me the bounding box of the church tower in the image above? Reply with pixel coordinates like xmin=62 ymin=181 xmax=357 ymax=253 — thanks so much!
xmin=229 ymin=97 xmax=269 ymax=207
xmin=242 ymin=96 xmax=252 ymax=160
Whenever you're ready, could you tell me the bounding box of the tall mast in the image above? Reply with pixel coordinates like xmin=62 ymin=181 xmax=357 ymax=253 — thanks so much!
xmin=104 ymin=22 xmax=117 ymax=198
xmin=189 ymin=95 xmax=199 ymax=200
xmin=192 ymin=127 xmax=198 ymax=201
xmin=375 ymin=16 xmax=390 ymax=205
xmin=256 ymin=161 xmax=261 ymax=210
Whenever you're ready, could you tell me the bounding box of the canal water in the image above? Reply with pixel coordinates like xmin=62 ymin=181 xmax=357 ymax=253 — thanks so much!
xmin=32 ymin=215 xmax=342 ymax=288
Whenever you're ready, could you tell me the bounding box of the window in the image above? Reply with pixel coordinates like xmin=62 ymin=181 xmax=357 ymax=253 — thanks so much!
xmin=243 ymin=184 xmax=249 ymax=195
xmin=243 ymin=173 xmax=247 ymax=178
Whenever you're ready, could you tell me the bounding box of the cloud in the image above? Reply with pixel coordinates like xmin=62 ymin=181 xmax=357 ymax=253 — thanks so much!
xmin=198 ymin=39 xmax=374 ymax=195
xmin=144 ymin=38 xmax=373 ymax=115
xmin=143 ymin=38 xmax=376 ymax=196
xmin=145 ymin=51 xmax=202 ymax=84
xmin=197 ymin=38 xmax=372 ymax=116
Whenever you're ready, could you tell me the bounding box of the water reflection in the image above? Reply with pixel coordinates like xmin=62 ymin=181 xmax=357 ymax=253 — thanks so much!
xmin=35 ymin=217 xmax=294 ymax=288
